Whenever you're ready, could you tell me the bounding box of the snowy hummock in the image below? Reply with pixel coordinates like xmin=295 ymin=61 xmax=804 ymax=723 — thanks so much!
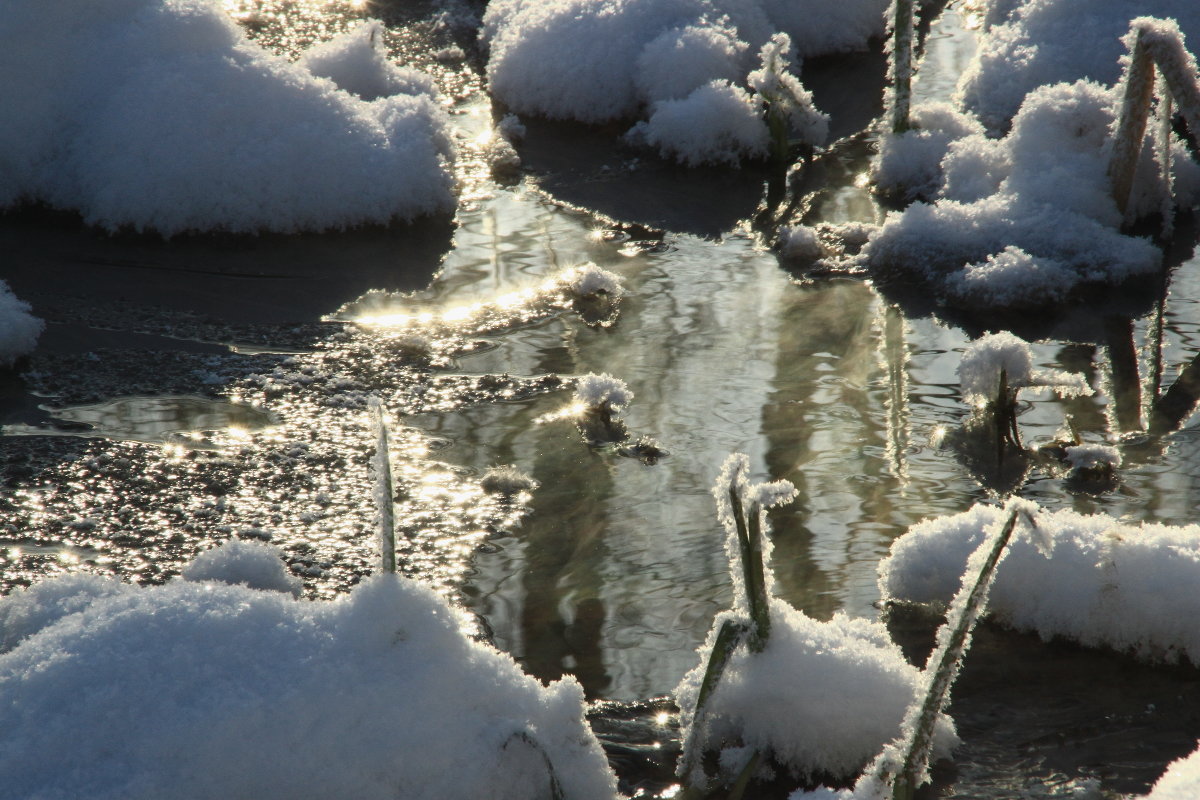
xmin=0 ymin=281 xmax=42 ymax=367
xmin=1149 ymin=747 xmax=1200 ymax=799
xmin=956 ymin=331 xmax=1092 ymax=407
xmin=676 ymin=602 xmax=958 ymax=782
xmin=879 ymin=503 xmax=1200 ymax=665
xmin=0 ymin=552 xmax=617 ymax=799
xmin=0 ymin=1 xmax=456 ymax=235
xmin=958 ymin=0 xmax=1200 ymax=131
xmin=482 ymin=0 xmax=875 ymax=164
xmin=864 ymin=77 xmax=1200 ymax=307
xmin=180 ymin=538 xmax=302 ymax=596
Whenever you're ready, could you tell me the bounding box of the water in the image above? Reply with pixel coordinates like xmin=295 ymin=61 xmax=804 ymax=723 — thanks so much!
xmin=4 ymin=1 xmax=1200 ymax=797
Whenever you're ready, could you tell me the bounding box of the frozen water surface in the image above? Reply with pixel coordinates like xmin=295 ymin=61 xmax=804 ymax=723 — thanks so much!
xmin=5 ymin=1 xmax=1200 ymax=798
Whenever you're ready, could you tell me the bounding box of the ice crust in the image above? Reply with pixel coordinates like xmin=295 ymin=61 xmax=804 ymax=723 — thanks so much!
xmin=0 ymin=0 xmax=456 ymax=236
xmin=0 ymin=552 xmax=617 ymax=799
xmin=880 ymin=503 xmax=1200 ymax=665
xmin=0 ymin=281 xmax=43 ymax=366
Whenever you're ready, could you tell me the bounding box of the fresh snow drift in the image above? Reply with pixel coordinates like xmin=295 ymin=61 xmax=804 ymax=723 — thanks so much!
xmin=0 ymin=550 xmax=618 ymax=799
xmin=880 ymin=503 xmax=1200 ymax=666
xmin=0 ymin=0 xmax=456 ymax=235
xmin=0 ymin=281 xmax=42 ymax=367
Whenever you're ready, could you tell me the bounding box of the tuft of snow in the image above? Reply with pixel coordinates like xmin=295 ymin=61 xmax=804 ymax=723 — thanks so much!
xmin=181 ymin=539 xmax=302 ymax=596
xmin=779 ymin=224 xmax=827 ymax=263
xmin=0 ymin=0 xmax=456 ymax=236
xmin=1064 ymin=443 xmax=1122 ymax=471
xmin=956 ymin=331 xmax=1092 ymax=407
xmin=573 ymin=373 xmax=634 ymax=409
xmin=565 ymin=263 xmax=625 ymax=299
xmin=676 ymin=601 xmax=958 ymax=781
xmin=628 ymin=80 xmax=769 ymax=166
xmin=497 ymin=113 xmax=526 ymax=142
xmin=945 ymin=246 xmax=1076 ymax=307
xmin=880 ymin=503 xmax=1200 ymax=666
xmin=0 ymin=281 xmax=43 ymax=366
xmin=0 ymin=571 xmax=618 ymax=799
xmin=298 ymin=20 xmax=437 ymax=101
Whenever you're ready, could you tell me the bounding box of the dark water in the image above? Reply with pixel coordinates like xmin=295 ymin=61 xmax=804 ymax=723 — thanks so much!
xmin=3 ymin=2 xmax=1200 ymax=798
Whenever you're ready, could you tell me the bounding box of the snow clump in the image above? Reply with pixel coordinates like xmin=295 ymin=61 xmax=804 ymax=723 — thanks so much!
xmin=482 ymin=0 xmax=881 ymax=164
xmin=0 ymin=0 xmax=456 ymax=236
xmin=956 ymin=332 xmax=1092 ymax=408
xmin=181 ymin=539 xmax=302 ymax=596
xmin=297 ymin=20 xmax=437 ymax=101
xmin=880 ymin=503 xmax=1200 ymax=665
xmin=574 ymin=372 xmax=635 ymax=410
xmin=565 ymin=263 xmax=625 ymax=300
xmin=0 ymin=281 xmax=43 ymax=366
xmin=0 ymin=561 xmax=617 ymax=799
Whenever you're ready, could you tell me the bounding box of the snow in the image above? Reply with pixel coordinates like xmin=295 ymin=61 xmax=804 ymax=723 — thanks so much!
xmin=956 ymin=331 xmax=1092 ymax=407
xmin=566 ymin=263 xmax=625 ymax=299
xmin=481 ymin=0 xmax=877 ymax=163
xmin=0 ymin=558 xmax=617 ymax=799
xmin=297 ymin=19 xmax=437 ymax=101
xmin=879 ymin=503 xmax=1200 ymax=666
xmin=864 ymin=79 xmax=1193 ymax=307
xmin=180 ymin=539 xmax=302 ymax=596
xmin=574 ymin=373 xmax=635 ymax=410
xmin=1063 ymin=443 xmax=1122 ymax=471
xmin=676 ymin=601 xmax=958 ymax=782
xmin=1148 ymin=747 xmax=1200 ymax=799
xmin=0 ymin=281 xmax=42 ymax=367
xmin=0 ymin=0 xmax=456 ymax=236
xmin=957 ymin=0 xmax=1200 ymax=132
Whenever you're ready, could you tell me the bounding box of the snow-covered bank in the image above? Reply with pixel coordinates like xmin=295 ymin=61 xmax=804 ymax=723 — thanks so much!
xmin=879 ymin=504 xmax=1200 ymax=666
xmin=0 ymin=1 xmax=456 ymax=236
xmin=0 ymin=543 xmax=617 ymax=799
xmin=481 ymin=0 xmax=877 ymax=164
xmin=0 ymin=281 xmax=42 ymax=366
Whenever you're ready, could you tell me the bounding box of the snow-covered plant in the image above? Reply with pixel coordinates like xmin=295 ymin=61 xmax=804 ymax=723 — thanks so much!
xmin=678 ymin=454 xmax=797 ymax=794
xmin=957 ymin=332 xmax=1092 ymax=448
xmin=747 ymin=33 xmax=830 ymax=161
xmin=563 ymin=263 xmax=625 ymax=327
xmin=573 ymin=373 xmax=635 ymax=444
xmin=369 ymin=397 xmax=396 ymax=574
xmin=1109 ymin=17 xmax=1200 ymax=221
xmin=859 ymin=500 xmax=1042 ymax=800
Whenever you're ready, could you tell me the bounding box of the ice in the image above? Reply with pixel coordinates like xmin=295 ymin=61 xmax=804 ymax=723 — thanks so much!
xmin=0 ymin=281 xmax=43 ymax=367
xmin=0 ymin=0 xmax=456 ymax=236
xmin=0 ymin=558 xmax=618 ymax=798
xmin=879 ymin=503 xmax=1200 ymax=666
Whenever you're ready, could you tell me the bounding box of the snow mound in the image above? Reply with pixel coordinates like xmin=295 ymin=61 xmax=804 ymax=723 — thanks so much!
xmin=864 ymin=80 xmax=1189 ymax=306
xmin=0 ymin=281 xmax=43 ymax=366
xmin=0 ymin=569 xmax=617 ymax=799
xmin=0 ymin=0 xmax=456 ymax=236
xmin=958 ymin=0 xmax=1200 ymax=131
xmin=181 ymin=539 xmax=302 ymax=596
xmin=481 ymin=0 xmax=871 ymax=162
xmin=298 ymin=19 xmax=437 ymax=101
xmin=676 ymin=601 xmax=958 ymax=781
xmin=880 ymin=503 xmax=1200 ymax=665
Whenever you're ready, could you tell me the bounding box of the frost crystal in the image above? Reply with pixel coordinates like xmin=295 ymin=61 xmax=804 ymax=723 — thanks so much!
xmin=957 ymin=332 xmax=1092 ymax=407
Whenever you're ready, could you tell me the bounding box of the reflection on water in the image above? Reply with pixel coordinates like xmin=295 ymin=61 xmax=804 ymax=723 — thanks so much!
xmin=3 ymin=396 xmax=275 ymax=448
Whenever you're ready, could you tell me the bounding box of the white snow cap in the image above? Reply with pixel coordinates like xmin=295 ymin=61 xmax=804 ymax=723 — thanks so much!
xmin=880 ymin=503 xmax=1200 ymax=666
xmin=0 ymin=571 xmax=618 ymax=799
xmin=629 ymin=80 xmax=770 ymax=166
xmin=0 ymin=0 xmax=456 ymax=235
xmin=1063 ymin=443 xmax=1122 ymax=471
xmin=181 ymin=538 xmax=302 ymax=596
xmin=956 ymin=332 xmax=1092 ymax=406
xmin=0 ymin=281 xmax=43 ymax=366
xmin=574 ymin=373 xmax=634 ymax=409
xmin=676 ymin=602 xmax=958 ymax=782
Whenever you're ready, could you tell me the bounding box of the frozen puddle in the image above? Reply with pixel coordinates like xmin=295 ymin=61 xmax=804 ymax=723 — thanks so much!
xmin=2 ymin=396 xmax=275 ymax=449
